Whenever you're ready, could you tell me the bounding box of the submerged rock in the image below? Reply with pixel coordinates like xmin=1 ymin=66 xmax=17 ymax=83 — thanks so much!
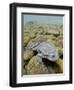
xmin=26 ymin=56 xmax=49 ymax=74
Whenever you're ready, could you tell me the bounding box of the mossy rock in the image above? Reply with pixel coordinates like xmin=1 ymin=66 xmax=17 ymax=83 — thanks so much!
xmin=23 ymin=50 xmax=34 ymax=61
xmin=58 ymin=48 xmax=63 ymax=55
xmin=24 ymin=33 xmax=30 ymax=36
xmin=26 ymin=56 xmax=49 ymax=75
xmin=45 ymin=29 xmax=60 ymax=35
xmin=55 ymin=59 xmax=63 ymax=73
xmin=34 ymin=35 xmax=47 ymax=41
xmin=55 ymin=36 xmax=63 ymax=48
xmin=23 ymin=36 xmax=31 ymax=45
xmin=55 ymin=39 xmax=63 ymax=48
xmin=29 ymin=33 xmax=36 ymax=39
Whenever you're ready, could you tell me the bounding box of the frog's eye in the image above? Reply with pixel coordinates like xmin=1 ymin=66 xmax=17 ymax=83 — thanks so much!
xmin=50 ymin=54 xmax=56 ymax=59
xmin=52 ymin=55 xmax=55 ymax=58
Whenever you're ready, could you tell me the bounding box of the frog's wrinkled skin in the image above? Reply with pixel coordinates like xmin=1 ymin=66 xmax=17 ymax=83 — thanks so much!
xmin=28 ymin=41 xmax=59 ymax=62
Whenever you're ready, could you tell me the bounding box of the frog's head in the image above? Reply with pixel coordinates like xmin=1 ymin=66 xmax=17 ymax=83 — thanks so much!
xmin=37 ymin=49 xmax=59 ymax=62
xmin=47 ymin=52 xmax=59 ymax=62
